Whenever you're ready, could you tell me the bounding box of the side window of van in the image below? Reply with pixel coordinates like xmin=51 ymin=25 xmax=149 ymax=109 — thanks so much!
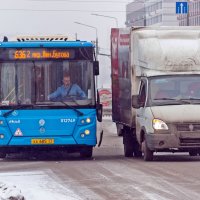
xmin=139 ymin=81 xmax=146 ymax=106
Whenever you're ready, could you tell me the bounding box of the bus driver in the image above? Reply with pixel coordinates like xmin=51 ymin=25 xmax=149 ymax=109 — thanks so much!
xmin=48 ymin=74 xmax=86 ymax=101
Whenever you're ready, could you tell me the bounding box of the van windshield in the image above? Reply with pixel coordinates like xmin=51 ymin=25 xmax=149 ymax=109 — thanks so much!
xmin=150 ymin=75 xmax=200 ymax=105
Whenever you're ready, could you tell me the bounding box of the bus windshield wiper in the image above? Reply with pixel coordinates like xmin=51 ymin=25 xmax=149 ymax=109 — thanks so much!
xmin=35 ymin=102 xmax=55 ymax=106
xmin=3 ymin=104 xmax=34 ymax=118
xmin=60 ymin=101 xmax=84 ymax=116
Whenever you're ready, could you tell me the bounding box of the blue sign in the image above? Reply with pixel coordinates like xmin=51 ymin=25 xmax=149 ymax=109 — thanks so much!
xmin=176 ymin=2 xmax=188 ymax=14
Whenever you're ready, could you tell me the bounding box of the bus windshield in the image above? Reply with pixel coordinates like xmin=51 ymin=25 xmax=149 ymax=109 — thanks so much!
xmin=0 ymin=60 xmax=95 ymax=107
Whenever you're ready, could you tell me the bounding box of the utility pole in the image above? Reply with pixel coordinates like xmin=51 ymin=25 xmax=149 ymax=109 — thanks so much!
xmin=74 ymin=21 xmax=99 ymax=88
xmin=74 ymin=21 xmax=98 ymax=59
xmin=91 ymin=13 xmax=118 ymax=27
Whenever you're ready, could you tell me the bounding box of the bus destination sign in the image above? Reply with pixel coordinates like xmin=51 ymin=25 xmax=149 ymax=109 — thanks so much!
xmin=3 ymin=48 xmax=75 ymax=60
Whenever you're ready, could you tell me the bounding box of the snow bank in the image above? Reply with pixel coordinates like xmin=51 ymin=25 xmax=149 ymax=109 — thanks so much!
xmin=0 ymin=182 xmax=25 ymax=200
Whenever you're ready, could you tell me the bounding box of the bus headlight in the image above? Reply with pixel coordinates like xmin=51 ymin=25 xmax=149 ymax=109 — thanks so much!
xmin=152 ymin=119 xmax=168 ymax=130
xmin=80 ymin=133 xmax=85 ymax=138
xmin=0 ymin=134 xmax=4 ymax=139
xmin=86 ymin=118 xmax=91 ymax=123
xmin=80 ymin=118 xmax=91 ymax=124
xmin=84 ymin=130 xmax=90 ymax=135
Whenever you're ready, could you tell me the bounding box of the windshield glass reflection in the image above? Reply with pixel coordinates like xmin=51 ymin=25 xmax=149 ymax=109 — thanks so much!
xmin=150 ymin=76 xmax=200 ymax=104
xmin=0 ymin=61 xmax=95 ymax=107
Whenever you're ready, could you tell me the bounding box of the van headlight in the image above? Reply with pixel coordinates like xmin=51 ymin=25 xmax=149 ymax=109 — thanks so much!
xmin=152 ymin=119 xmax=168 ymax=130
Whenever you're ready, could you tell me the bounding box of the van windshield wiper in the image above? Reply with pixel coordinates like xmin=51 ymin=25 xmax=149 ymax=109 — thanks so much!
xmin=179 ymin=98 xmax=200 ymax=104
xmin=3 ymin=104 xmax=34 ymax=117
xmin=154 ymin=98 xmax=176 ymax=101
xmin=154 ymin=98 xmax=191 ymax=104
xmin=60 ymin=101 xmax=84 ymax=116
xmin=181 ymin=97 xmax=200 ymax=100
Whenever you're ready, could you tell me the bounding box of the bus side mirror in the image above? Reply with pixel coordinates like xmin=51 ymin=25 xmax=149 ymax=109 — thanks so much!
xmin=94 ymin=61 xmax=99 ymax=76
xmin=97 ymin=89 xmax=100 ymax=104
xmin=96 ymin=90 xmax=102 ymax=122
xmin=96 ymin=103 xmax=103 ymax=122
xmin=132 ymin=95 xmax=141 ymax=109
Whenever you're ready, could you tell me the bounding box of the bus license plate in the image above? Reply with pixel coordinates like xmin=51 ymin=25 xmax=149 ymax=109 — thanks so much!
xmin=31 ymin=139 xmax=54 ymax=145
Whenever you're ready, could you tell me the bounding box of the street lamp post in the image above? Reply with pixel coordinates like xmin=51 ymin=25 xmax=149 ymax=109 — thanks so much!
xmin=91 ymin=13 xmax=118 ymax=27
xmin=74 ymin=21 xmax=98 ymax=59
xmin=74 ymin=21 xmax=99 ymax=88
xmin=187 ymin=2 xmax=190 ymax=26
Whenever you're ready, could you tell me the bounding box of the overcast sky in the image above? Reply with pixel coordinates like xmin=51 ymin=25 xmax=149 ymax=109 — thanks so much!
xmin=0 ymin=0 xmax=128 ymax=88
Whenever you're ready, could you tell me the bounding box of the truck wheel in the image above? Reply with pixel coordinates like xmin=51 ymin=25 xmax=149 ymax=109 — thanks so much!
xmin=80 ymin=147 xmax=93 ymax=158
xmin=124 ymin=144 xmax=134 ymax=157
xmin=142 ymin=138 xmax=153 ymax=161
xmin=189 ymin=150 xmax=198 ymax=156
xmin=0 ymin=152 xmax=6 ymax=159
xmin=133 ymin=137 xmax=142 ymax=157
xmin=116 ymin=123 xmax=123 ymax=136
xmin=134 ymin=150 xmax=142 ymax=157
xmin=134 ymin=147 xmax=142 ymax=158
xmin=123 ymin=127 xmax=134 ymax=157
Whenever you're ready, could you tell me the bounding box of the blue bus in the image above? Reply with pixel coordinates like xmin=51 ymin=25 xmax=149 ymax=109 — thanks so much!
xmin=0 ymin=36 xmax=102 ymax=158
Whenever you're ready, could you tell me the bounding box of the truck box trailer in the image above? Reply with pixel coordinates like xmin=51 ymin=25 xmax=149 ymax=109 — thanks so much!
xmin=111 ymin=27 xmax=200 ymax=161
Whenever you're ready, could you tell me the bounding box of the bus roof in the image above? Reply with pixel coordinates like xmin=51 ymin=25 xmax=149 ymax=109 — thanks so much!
xmin=0 ymin=41 xmax=94 ymax=48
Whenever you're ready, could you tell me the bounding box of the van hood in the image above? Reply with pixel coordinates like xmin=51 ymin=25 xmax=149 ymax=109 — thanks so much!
xmin=151 ymin=105 xmax=200 ymax=123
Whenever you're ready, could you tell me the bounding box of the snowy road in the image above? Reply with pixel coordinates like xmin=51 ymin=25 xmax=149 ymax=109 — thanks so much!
xmin=0 ymin=118 xmax=200 ymax=200
xmin=0 ymin=171 xmax=81 ymax=200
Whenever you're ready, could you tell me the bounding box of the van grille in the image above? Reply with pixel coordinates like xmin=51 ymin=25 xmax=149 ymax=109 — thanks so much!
xmin=176 ymin=123 xmax=200 ymax=132
xmin=179 ymin=138 xmax=200 ymax=146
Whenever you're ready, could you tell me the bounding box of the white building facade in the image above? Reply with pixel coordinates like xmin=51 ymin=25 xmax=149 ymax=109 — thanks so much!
xmin=126 ymin=0 xmax=200 ymax=27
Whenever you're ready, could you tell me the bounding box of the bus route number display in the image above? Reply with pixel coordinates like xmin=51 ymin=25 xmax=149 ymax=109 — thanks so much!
xmin=11 ymin=49 xmax=75 ymax=60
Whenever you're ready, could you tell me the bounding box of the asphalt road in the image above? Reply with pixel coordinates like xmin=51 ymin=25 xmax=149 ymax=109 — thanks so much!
xmin=0 ymin=118 xmax=200 ymax=200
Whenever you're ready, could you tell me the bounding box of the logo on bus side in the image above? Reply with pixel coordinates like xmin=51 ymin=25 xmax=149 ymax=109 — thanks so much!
xmin=60 ymin=118 xmax=76 ymax=123
xmin=12 ymin=111 xmax=18 ymax=116
xmin=39 ymin=119 xmax=45 ymax=126
xmin=40 ymin=127 xmax=45 ymax=133
xmin=9 ymin=119 xmax=21 ymax=124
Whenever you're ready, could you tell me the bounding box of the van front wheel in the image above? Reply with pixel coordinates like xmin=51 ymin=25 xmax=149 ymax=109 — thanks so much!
xmin=189 ymin=150 xmax=198 ymax=156
xmin=142 ymin=137 xmax=153 ymax=161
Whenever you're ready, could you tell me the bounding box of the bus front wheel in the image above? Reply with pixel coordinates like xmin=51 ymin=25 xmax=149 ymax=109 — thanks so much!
xmin=80 ymin=146 xmax=93 ymax=158
xmin=0 ymin=152 xmax=6 ymax=159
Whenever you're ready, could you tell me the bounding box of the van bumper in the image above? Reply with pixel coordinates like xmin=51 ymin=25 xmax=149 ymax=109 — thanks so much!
xmin=146 ymin=132 xmax=200 ymax=151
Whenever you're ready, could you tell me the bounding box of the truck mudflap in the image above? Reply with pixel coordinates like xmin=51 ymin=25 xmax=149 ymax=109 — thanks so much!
xmin=145 ymin=133 xmax=200 ymax=151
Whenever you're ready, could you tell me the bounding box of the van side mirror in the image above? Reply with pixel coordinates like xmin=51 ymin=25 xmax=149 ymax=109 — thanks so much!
xmin=132 ymin=95 xmax=141 ymax=109
xmin=94 ymin=61 xmax=99 ymax=76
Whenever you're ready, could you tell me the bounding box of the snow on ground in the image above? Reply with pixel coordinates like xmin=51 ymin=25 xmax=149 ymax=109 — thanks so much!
xmin=0 ymin=117 xmax=115 ymax=200
xmin=0 ymin=182 xmax=24 ymax=200
xmin=0 ymin=171 xmax=82 ymax=200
